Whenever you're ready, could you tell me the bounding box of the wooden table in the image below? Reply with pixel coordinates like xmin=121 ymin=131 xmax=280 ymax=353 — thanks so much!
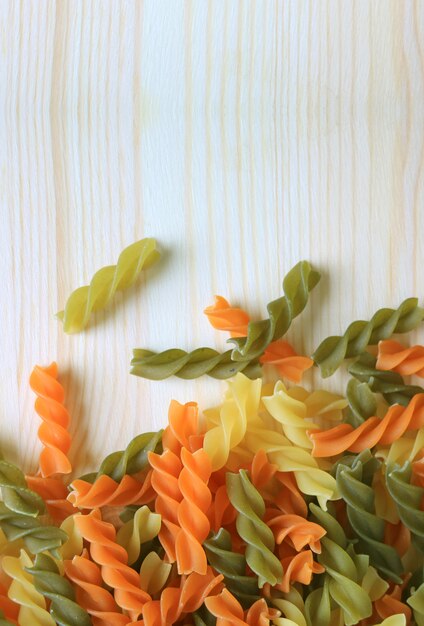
xmin=1 ymin=1 xmax=424 ymax=476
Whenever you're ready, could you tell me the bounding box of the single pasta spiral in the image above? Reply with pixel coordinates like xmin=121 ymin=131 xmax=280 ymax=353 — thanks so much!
xmin=226 ymin=470 xmax=283 ymax=588
xmin=312 ymin=298 xmax=424 ymax=378
xmin=148 ymin=448 xmax=183 ymax=563
xmin=130 ymin=347 xmax=261 ymax=381
xmin=25 ymin=553 xmax=92 ymax=626
xmin=68 ymin=473 xmax=154 ymax=509
xmin=57 ymin=238 xmax=160 ymax=333
xmin=74 ymin=513 xmax=151 ymax=621
xmin=377 ymin=339 xmax=424 ymax=377
xmin=175 ymin=447 xmax=212 ymax=575
xmin=309 ymin=392 xmax=424 ymax=457
xmin=229 ymin=261 xmax=320 ymax=362
xmin=29 ymin=362 xmax=72 ymax=477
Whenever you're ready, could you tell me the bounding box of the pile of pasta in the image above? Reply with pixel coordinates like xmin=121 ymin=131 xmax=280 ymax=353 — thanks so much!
xmin=2 ymin=260 xmax=424 ymax=625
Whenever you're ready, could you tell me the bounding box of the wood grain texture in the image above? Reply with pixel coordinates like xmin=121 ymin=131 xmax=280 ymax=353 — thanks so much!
xmin=1 ymin=0 xmax=424 ymax=475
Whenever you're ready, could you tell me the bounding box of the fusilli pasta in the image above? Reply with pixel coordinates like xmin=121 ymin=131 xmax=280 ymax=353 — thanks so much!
xmin=57 ymin=238 xmax=160 ymax=333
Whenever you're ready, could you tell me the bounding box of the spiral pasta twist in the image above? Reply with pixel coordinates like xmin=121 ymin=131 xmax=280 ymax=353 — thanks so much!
xmin=68 ymin=473 xmax=154 ymax=509
xmin=130 ymin=347 xmax=261 ymax=381
xmin=25 ymin=553 xmax=92 ymax=626
xmin=309 ymin=392 xmax=424 ymax=457
xmin=204 ymin=296 xmax=249 ymax=337
xmin=226 ymin=470 xmax=283 ymax=587
xmin=203 ymin=528 xmax=260 ymax=608
xmin=74 ymin=513 xmax=151 ymax=621
xmin=377 ymin=340 xmax=424 ymax=377
xmin=117 ymin=506 xmax=161 ymax=565
xmin=29 ymin=362 xmax=72 ymax=477
xmin=56 ymin=238 xmax=160 ymax=333
xmin=312 ymin=298 xmax=424 ymax=378
xmin=0 ymin=457 xmax=45 ymax=517
xmin=2 ymin=550 xmax=55 ymax=626
xmin=335 ymin=451 xmax=403 ymax=582
xmin=141 ymin=567 xmax=223 ymax=625
xmin=204 ymin=374 xmax=262 ymax=471
xmin=349 ymin=353 xmax=424 ymax=407
xmin=386 ymin=462 xmax=424 ymax=552
xmin=64 ymin=553 xmax=130 ymax=625
xmin=148 ymin=448 xmax=183 ymax=563
xmin=228 ymin=261 xmax=320 ymax=362
xmin=80 ymin=431 xmax=162 ymax=484
xmin=0 ymin=502 xmax=67 ymax=557
xmin=175 ymin=447 xmax=212 ymax=575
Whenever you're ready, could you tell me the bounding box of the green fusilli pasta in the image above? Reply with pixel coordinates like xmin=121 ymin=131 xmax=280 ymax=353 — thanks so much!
xmin=386 ymin=462 xmax=424 ymax=552
xmin=226 ymin=470 xmax=283 ymax=587
xmin=312 ymin=298 xmax=424 ymax=378
xmin=229 ymin=261 xmax=320 ymax=361
xmin=304 ymin=578 xmax=331 ymax=626
xmin=335 ymin=451 xmax=403 ymax=582
xmin=309 ymin=503 xmax=373 ymax=625
xmin=56 ymin=238 xmax=160 ymax=334
xmin=26 ymin=553 xmax=92 ymax=626
xmin=130 ymin=348 xmax=261 ymax=380
xmin=0 ymin=456 xmax=45 ymax=517
xmin=203 ymin=528 xmax=260 ymax=607
xmin=80 ymin=430 xmax=162 ymax=483
xmin=0 ymin=503 xmax=67 ymax=558
xmin=344 ymin=379 xmax=377 ymax=428
xmin=349 ymin=352 xmax=424 ymax=406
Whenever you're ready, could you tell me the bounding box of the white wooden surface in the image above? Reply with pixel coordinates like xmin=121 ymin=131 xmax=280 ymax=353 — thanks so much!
xmin=1 ymin=1 xmax=424 ymax=476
